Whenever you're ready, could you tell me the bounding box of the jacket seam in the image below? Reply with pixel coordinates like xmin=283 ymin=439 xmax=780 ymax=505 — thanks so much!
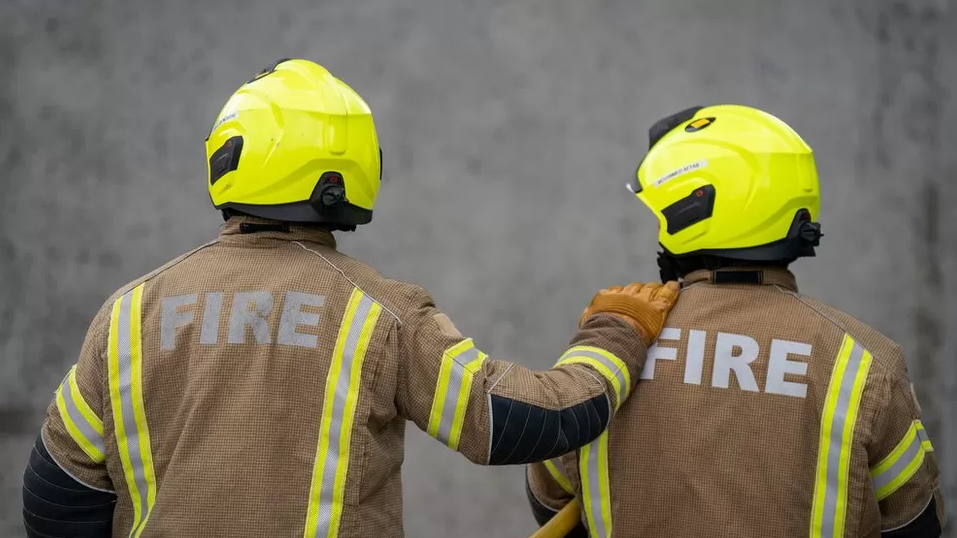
xmin=39 ymin=429 xmax=115 ymax=494
xmin=293 ymin=241 xmax=403 ymax=324
xmin=882 ymin=490 xmax=937 ymax=532
xmin=109 ymin=240 xmax=219 ymax=301
xmin=772 ymin=285 xmax=892 ymax=374
xmin=486 ymin=363 xmax=515 ymax=394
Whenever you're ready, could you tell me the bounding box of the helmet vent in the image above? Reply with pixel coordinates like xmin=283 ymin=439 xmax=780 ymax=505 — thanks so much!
xmin=209 ymin=136 xmax=244 ymax=185
xmin=661 ymin=184 xmax=716 ymax=235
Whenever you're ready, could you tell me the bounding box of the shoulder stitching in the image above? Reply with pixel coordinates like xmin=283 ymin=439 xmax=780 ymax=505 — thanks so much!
xmin=772 ymin=285 xmax=894 ymax=372
xmin=773 ymin=285 xmax=849 ymax=333
xmin=107 ymin=239 xmax=220 ymax=303
xmin=292 ymin=241 xmax=402 ymax=324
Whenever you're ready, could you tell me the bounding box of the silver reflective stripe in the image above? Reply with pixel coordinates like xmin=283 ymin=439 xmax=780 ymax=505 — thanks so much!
xmin=583 ymin=438 xmax=610 ymax=538
xmin=562 ymin=349 xmax=627 ymax=398
xmin=436 ymin=347 xmax=481 ymax=445
xmin=917 ymin=425 xmax=932 ymax=448
xmin=872 ymin=434 xmax=923 ymax=494
xmin=116 ymin=291 xmax=150 ymax=533
xmin=313 ymin=294 xmax=373 ymax=537
xmin=548 ymin=458 xmax=569 ymax=481
xmin=58 ymin=373 xmax=105 ymax=456
xmin=819 ymin=342 xmax=865 ymax=537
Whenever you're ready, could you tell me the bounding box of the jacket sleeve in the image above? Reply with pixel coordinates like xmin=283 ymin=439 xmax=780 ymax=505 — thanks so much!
xmin=24 ymin=307 xmax=116 ymax=537
xmin=395 ymin=285 xmax=646 ymax=466
xmin=526 ymin=457 xmax=587 ymax=538
xmin=867 ymin=355 xmax=945 ymax=538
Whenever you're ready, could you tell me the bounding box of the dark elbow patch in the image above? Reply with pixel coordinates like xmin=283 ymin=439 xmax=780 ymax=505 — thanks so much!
xmin=488 ymin=394 xmax=609 ymax=465
xmin=22 ymin=434 xmax=115 ymax=538
xmin=882 ymin=495 xmax=942 ymax=538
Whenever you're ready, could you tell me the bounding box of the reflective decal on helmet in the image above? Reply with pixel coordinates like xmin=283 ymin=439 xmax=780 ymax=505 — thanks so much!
xmin=653 ymin=159 xmax=708 ymax=188
xmin=685 ymin=116 xmax=716 ymax=132
xmin=210 ymin=112 xmax=237 ymax=134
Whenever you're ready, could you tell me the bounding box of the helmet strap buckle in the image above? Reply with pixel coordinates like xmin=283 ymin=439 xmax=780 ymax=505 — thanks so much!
xmin=657 ymin=251 xmax=681 ymax=282
xmin=798 ymin=221 xmax=823 ymax=247
xmin=314 ymin=172 xmax=347 ymax=209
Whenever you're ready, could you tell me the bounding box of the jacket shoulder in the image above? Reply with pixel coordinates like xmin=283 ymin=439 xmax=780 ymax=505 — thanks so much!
xmin=85 ymin=240 xmax=219 ymax=336
xmin=299 ymin=247 xmax=433 ymax=324
xmin=102 ymin=240 xmax=219 ymax=305
xmin=785 ymin=291 xmax=906 ymax=374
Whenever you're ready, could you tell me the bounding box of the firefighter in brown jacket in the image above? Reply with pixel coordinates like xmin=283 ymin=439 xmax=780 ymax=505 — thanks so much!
xmin=20 ymin=59 xmax=681 ymax=538
xmin=526 ymin=105 xmax=946 ymax=538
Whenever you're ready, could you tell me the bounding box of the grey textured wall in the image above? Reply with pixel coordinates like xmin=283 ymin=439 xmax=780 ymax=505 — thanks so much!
xmin=2 ymin=0 xmax=956 ymax=536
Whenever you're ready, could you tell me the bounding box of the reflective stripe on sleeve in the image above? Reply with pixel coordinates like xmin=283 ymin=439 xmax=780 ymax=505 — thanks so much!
xmin=55 ymin=365 xmax=106 ymax=463
xmin=556 ymin=346 xmax=630 ymax=410
xmin=810 ymin=335 xmax=873 ymax=538
xmin=870 ymin=420 xmax=933 ymax=501
xmin=580 ymin=431 xmax=612 ymax=538
xmin=544 ymin=458 xmax=574 ymax=494
xmin=108 ymin=284 xmax=157 ymax=538
xmin=304 ymin=289 xmax=382 ymax=538
xmin=426 ymin=338 xmax=488 ymax=451
xmin=916 ymin=421 xmax=934 ymax=452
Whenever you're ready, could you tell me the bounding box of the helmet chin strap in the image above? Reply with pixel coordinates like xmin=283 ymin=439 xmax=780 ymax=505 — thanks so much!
xmin=657 ymin=251 xmax=680 ymax=282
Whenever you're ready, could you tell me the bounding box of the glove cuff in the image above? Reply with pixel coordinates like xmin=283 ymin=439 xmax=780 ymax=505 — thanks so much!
xmin=583 ymin=294 xmax=658 ymax=345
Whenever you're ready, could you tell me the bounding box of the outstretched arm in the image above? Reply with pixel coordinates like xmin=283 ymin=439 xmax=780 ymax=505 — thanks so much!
xmin=395 ymin=281 xmax=679 ymax=466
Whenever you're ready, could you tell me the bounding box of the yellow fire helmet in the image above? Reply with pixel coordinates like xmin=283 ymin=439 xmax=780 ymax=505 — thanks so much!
xmin=205 ymin=58 xmax=382 ymax=229
xmin=628 ymin=104 xmax=822 ymax=272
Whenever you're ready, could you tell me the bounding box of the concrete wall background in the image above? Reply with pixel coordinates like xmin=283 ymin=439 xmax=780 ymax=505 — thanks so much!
xmin=1 ymin=0 xmax=955 ymax=536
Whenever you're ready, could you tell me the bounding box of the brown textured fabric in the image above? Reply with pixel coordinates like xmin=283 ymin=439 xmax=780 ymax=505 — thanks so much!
xmin=528 ymin=267 xmax=945 ymax=538
xmin=39 ymin=215 xmax=650 ymax=538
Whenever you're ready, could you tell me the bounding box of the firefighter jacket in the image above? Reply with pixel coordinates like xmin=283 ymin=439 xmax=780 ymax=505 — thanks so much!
xmin=32 ymin=216 xmax=650 ymax=538
xmin=527 ymin=267 xmax=945 ymax=538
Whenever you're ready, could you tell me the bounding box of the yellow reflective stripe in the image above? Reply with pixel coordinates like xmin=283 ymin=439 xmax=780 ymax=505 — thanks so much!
xmin=544 ymin=458 xmax=574 ymax=494
xmin=580 ymin=431 xmax=612 ymax=538
xmin=558 ymin=345 xmax=630 ymax=391
xmin=427 ymin=343 xmax=462 ymax=439
xmin=328 ymin=297 xmax=380 ymax=538
xmin=556 ymin=345 xmax=630 ymax=410
xmin=66 ymin=366 xmax=105 ymax=437
xmin=55 ymin=365 xmax=106 ymax=462
xmin=447 ymin=352 xmax=486 ymax=450
xmin=304 ymin=289 xmax=381 ymax=538
xmin=129 ymin=286 xmax=157 ymax=535
xmin=870 ymin=420 xmax=932 ymax=501
xmin=108 ymin=284 xmax=157 ymax=538
xmin=108 ymin=295 xmax=136 ymax=523
xmin=426 ymin=339 xmax=487 ymax=450
xmin=871 ymin=422 xmax=919 ymax=477
xmin=810 ymin=335 xmax=872 ymax=538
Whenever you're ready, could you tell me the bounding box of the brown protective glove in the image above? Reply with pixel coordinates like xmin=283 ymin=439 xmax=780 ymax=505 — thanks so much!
xmin=580 ymin=281 xmax=681 ymax=346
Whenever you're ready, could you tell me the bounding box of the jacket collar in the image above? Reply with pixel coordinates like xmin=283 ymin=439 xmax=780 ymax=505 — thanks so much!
xmin=217 ymin=216 xmax=337 ymax=249
xmin=682 ymin=266 xmax=798 ymax=292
